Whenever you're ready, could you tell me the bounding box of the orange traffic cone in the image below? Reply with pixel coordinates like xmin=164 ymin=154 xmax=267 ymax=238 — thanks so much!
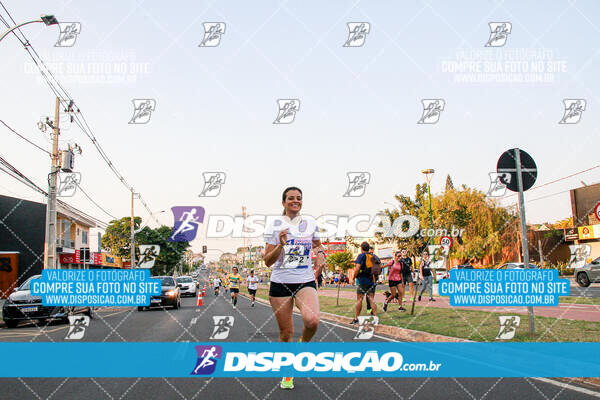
xmin=197 ymin=293 xmax=203 ymax=306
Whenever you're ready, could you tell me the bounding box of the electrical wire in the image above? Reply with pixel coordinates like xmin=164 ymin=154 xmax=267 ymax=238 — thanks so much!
xmin=0 ymin=2 xmax=161 ymax=226
xmin=0 ymin=119 xmax=52 ymax=156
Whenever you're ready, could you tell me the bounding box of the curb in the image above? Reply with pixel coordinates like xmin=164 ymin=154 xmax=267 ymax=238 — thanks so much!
xmin=240 ymin=292 xmax=471 ymax=343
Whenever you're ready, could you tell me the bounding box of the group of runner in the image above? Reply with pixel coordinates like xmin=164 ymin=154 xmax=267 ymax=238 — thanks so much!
xmin=351 ymin=243 xmax=435 ymax=323
xmin=210 ymin=268 xmax=260 ymax=307
xmin=209 ymin=186 xmax=435 ymax=390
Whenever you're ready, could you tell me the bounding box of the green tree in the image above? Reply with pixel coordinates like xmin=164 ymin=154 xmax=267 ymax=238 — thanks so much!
xmin=376 ymin=183 xmax=518 ymax=266
xmin=101 ymin=218 xmax=190 ymax=274
xmin=445 ymin=174 xmax=454 ymax=191
xmin=135 ymin=225 xmax=190 ymax=275
xmin=101 ymin=217 xmax=141 ymax=258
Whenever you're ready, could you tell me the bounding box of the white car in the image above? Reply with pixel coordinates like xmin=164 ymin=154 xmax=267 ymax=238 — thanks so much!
xmin=176 ymin=276 xmax=197 ymax=297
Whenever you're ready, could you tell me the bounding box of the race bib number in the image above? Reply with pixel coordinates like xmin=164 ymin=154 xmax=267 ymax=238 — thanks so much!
xmin=281 ymin=244 xmax=309 ymax=269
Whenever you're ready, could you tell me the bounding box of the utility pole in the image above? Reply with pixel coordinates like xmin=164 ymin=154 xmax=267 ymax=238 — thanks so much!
xmin=44 ymin=97 xmax=60 ymax=269
xmin=130 ymin=190 xmax=135 ymax=269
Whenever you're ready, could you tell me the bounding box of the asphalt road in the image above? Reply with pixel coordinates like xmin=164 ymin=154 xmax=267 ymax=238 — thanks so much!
xmin=0 ymin=271 xmax=598 ymax=400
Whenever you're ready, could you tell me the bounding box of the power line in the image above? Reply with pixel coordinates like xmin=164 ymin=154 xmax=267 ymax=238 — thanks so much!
xmin=0 ymin=119 xmax=52 ymax=156
xmin=0 ymin=153 xmax=110 ymax=228
xmin=0 ymin=2 xmax=161 ymax=226
xmin=499 ymin=164 xmax=600 ymax=200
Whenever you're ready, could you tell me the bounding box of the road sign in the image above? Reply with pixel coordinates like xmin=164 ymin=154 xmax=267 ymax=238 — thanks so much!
xmin=497 ymin=148 xmax=537 ymax=192
xmin=595 ymin=202 xmax=600 ymax=222
xmin=440 ymin=236 xmax=453 ymax=248
xmin=497 ymin=148 xmax=537 ymax=337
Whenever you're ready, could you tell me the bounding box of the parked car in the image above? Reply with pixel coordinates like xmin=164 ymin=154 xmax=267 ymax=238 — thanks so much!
xmin=2 ymin=275 xmax=93 ymax=328
xmin=574 ymin=256 xmax=600 ymax=287
xmin=138 ymin=276 xmax=180 ymax=311
xmin=496 ymin=262 xmax=536 ymax=269
xmin=176 ymin=276 xmax=197 ymax=297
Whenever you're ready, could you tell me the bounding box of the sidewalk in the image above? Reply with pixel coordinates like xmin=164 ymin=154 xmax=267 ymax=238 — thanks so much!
xmin=318 ymin=289 xmax=600 ymax=322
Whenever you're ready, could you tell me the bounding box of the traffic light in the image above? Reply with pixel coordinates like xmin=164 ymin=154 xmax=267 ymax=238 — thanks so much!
xmin=202 ymin=245 xmax=207 ymax=254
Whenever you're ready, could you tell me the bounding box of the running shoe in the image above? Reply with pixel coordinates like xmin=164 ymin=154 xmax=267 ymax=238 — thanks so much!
xmin=251 ymin=302 xmax=255 ymax=307
xmin=429 ymin=298 xmax=436 ymax=302
xmin=280 ymin=377 xmax=294 ymax=389
xmin=350 ymin=319 xmax=359 ymax=325
xmin=382 ymin=302 xmax=388 ymax=312
xmin=398 ymin=306 xmax=406 ymax=312
xmin=418 ymin=295 xmax=421 ymax=301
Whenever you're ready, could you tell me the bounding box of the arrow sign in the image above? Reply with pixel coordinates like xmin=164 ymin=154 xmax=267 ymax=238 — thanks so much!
xmin=497 ymin=148 xmax=537 ymax=192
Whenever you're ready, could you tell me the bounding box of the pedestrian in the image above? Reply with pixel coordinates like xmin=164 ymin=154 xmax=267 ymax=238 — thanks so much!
xmin=351 ymin=242 xmax=378 ymax=324
xmin=382 ymin=251 xmax=406 ymax=312
xmin=365 ymin=247 xmax=381 ymax=314
xmin=418 ymin=250 xmax=435 ymax=301
xmin=263 ymin=186 xmax=325 ymax=390
xmin=399 ymin=249 xmax=415 ymax=302
xmin=247 ymin=269 xmax=259 ymax=307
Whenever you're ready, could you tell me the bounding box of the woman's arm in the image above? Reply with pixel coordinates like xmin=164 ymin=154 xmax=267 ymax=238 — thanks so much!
xmin=263 ymin=229 xmax=288 ymax=267
xmin=312 ymin=239 xmax=325 ymax=277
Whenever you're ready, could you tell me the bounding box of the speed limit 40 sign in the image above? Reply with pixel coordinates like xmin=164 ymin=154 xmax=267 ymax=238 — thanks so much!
xmin=440 ymin=236 xmax=453 ymax=248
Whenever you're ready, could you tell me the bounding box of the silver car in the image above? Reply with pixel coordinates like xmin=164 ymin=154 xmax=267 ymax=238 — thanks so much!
xmin=574 ymin=256 xmax=600 ymax=287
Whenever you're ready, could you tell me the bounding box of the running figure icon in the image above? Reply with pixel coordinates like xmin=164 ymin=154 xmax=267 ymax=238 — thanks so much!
xmin=168 ymin=206 xmax=205 ymax=242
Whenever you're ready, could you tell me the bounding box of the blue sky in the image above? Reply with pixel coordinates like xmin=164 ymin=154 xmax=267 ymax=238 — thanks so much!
xmin=1 ymin=0 xmax=599 ymax=256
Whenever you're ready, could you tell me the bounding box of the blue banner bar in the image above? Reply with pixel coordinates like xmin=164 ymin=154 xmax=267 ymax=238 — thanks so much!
xmin=1 ymin=342 xmax=599 ymax=378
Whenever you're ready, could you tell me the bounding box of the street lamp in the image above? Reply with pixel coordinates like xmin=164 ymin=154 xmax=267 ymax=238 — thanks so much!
xmin=0 ymin=14 xmax=58 ymax=43
xmin=421 ymin=169 xmax=435 ymax=233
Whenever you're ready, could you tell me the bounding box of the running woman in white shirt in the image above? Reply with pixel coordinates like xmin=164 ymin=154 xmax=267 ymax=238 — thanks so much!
xmin=263 ymin=187 xmax=325 ymax=390
xmin=246 ymin=270 xmax=259 ymax=307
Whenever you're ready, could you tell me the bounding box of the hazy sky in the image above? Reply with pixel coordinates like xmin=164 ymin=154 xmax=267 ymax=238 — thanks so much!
xmin=1 ymin=0 xmax=599 ymax=258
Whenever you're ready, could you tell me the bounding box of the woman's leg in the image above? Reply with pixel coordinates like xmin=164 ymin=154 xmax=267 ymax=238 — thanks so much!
xmin=269 ymin=295 xmax=295 ymax=342
xmin=294 ymin=287 xmax=320 ymax=342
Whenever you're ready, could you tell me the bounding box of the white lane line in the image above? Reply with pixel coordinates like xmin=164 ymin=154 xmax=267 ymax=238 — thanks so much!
xmin=534 ymin=378 xmax=600 ymax=398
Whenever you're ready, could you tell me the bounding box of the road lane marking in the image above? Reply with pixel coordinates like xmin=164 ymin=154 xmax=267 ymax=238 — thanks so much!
xmin=535 ymin=378 xmax=600 ymax=398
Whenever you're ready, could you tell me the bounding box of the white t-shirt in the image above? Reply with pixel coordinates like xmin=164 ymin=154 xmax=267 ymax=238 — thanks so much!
xmin=264 ymin=215 xmax=320 ymax=284
xmin=213 ymin=278 xmax=221 ymax=286
xmin=247 ymin=276 xmax=259 ymax=290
